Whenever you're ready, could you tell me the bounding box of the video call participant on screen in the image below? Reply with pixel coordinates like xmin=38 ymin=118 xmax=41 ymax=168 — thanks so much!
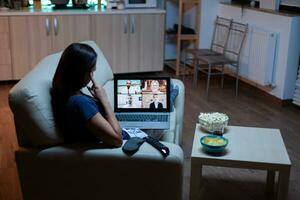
xmin=149 ymin=94 xmax=163 ymax=109
xmin=122 ymin=94 xmax=139 ymax=108
xmin=126 ymin=80 xmax=131 ymax=94
xmin=150 ymin=80 xmax=161 ymax=94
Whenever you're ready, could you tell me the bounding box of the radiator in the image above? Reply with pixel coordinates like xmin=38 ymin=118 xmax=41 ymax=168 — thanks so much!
xmin=239 ymin=26 xmax=278 ymax=87
xmin=293 ymin=66 xmax=300 ymax=106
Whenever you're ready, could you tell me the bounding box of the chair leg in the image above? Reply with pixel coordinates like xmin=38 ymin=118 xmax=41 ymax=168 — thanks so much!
xmin=206 ymin=64 xmax=212 ymax=98
xmin=221 ymin=64 xmax=225 ymax=89
xmin=235 ymin=65 xmax=240 ymax=96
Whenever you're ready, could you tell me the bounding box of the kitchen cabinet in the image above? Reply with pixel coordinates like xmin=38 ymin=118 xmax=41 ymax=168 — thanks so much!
xmin=3 ymin=10 xmax=165 ymax=80
xmin=51 ymin=15 xmax=91 ymax=53
xmin=91 ymin=13 xmax=165 ymax=74
xmin=10 ymin=16 xmax=52 ymax=79
xmin=91 ymin=14 xmax=129 ymax=73
xmin=129 ymin=14 xmax=165 ymax=73
xmin=0 ymin=17 xmax=13 ymax=80
xmin=9 ymin=15 xmax=91 ymax=79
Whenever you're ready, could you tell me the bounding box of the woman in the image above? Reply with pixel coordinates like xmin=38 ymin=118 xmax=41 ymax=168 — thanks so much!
xmin=51 ymin=43 xmax=122 ymax=147
xmin=150 ymin=80 xmax=161 ymax=94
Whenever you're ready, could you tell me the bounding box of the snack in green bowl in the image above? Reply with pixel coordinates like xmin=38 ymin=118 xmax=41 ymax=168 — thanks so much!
xmin=200 ymin=135 xmax=228 ymax=153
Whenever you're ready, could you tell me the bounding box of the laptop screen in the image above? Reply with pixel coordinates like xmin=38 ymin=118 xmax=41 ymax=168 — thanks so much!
xmin=114 ymin=77 xmax=170 ymax=112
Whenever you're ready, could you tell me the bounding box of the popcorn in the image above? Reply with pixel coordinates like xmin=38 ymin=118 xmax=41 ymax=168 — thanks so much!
xmin=198 ymin=112 xmax=229 ymax=133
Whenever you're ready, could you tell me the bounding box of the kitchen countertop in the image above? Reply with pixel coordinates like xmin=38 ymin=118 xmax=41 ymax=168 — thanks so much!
xmin=221 ymin=2 xmax=300 ymax=17
xmin=0 ymin=5 xmax=165 ymax=16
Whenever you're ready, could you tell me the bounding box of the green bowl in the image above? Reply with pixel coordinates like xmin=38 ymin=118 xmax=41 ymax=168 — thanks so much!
xmin=200 ymin=135 xmax=228 ymax=153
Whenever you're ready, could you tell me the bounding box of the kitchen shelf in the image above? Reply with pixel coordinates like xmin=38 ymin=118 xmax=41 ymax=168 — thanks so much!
xmin=164 ymin=0 xmax=200 ymax=75
xmin=165 ymin=34 xmax=198 ymax=41
xmin=165 ymin=60 xmax=194 ymax=75
xmin=181 ymin=0 xmax=199 ymax=4
xmin=167 ymin=0 xmax=199 ymax=4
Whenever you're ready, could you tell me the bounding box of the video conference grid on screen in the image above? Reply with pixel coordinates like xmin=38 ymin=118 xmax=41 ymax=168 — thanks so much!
xmin=117 ymin=79 xmax=167 ymax=109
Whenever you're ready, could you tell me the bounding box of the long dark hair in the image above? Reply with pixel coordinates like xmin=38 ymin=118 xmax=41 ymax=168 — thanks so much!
xmin=52 ymin=43 xmax=97 ymax=102
xmin=51 ymin=43 xmax=97 ymax=130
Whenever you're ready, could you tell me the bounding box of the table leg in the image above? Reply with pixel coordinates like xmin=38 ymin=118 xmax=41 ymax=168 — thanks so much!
xmin=190 ymin=163 xmax=202 ymax=200
xmin=276 ymin=166 xmax=291 ymax=200
xmin=266 ymin=170 xmax=275 ymax=197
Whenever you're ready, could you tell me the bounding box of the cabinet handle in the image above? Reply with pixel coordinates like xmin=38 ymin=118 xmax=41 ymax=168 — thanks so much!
xmin=123 ymin=16 xmax=128 ymax=34
xmin=45 ymin=18 xmax=50 ymax=36
xmin=131 ymin=16 xmax=135 ymax=34
xmin=54 ymin=17 xmax=59 ymax=36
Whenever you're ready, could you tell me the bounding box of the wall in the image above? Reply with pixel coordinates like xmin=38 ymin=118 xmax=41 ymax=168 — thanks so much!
xmin=218 ymin=4 xmax=300 ymax=99
xmin=164 ymin=1 xmax=300 ymax=100
xmin=198 ymin=0 xmax=223 ymax=49
xmin=284 ymin=18 xmax=300 ymax=98
xmin=164 ymin=0 xmax=223 ymax=58
xmin=165 ymin=1 xmax=178 ymax=60
xmin=164 ymin=0 xmax=203 ymax=60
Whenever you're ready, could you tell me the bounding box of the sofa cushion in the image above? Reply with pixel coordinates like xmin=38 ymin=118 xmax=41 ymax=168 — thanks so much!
xmin=9 ymin=53 xmax=63 ymax=147
xmin=81 ymin=41 xmax=113 ymax=85
xmin=161 ymin=108 xmax=177 ymax=143
xmin=9 ymin=41 xmax=114 ymax=147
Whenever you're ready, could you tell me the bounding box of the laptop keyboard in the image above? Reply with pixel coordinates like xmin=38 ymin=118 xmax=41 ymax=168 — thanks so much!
xmin=116 ymin=114 xmax=168 ymax=122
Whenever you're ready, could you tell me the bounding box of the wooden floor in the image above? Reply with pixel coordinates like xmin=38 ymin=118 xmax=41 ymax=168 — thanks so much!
xmin=1 ymin=71 xmax=300 ymax=200
xmin=0 ymin=82 xmax=22 ymax=200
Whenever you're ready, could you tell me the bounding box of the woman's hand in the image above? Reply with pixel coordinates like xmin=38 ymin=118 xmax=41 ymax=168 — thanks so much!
xmin=88 ymin=75 xmax=108 ymax=102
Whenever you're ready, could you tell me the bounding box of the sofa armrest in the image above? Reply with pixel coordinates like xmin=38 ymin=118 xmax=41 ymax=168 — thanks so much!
xmin=172 ymin=79 xmax=185 ymax=145
xmin=16 ymin=141 xmax=183 ymax=200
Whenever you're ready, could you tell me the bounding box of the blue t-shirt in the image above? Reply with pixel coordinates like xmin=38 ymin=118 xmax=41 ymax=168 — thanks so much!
xmin=64 ymin=94 xmax=104 ymax=142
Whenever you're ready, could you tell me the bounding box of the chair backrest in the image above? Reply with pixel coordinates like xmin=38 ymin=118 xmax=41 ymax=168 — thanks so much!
xmin=210 ymin=16 xmax=233 ymax=54
xmin=9 ymin=41 xmax=114 ymax=147
xmin=224 ymin=22 xmax=248 ymax=63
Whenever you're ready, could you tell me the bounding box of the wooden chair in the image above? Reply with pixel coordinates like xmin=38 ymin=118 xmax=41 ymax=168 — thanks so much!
xmin=194 ymin=21 xmax=248 ymax=98
xmin=183 ymin=16 xmax=232 ymax=79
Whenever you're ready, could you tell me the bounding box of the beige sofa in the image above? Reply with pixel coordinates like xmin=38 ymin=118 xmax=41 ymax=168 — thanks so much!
xmin=9 ymin=41 xmax=185 ymax=200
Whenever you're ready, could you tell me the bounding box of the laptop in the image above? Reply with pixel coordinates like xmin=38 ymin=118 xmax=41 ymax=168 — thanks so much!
xmin=114 ymin=76 xmax=170 ymax=129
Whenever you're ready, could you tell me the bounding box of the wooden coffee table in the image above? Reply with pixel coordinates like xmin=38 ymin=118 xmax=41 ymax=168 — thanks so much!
xmin=190 ymin=124 xmax=291 ymax=200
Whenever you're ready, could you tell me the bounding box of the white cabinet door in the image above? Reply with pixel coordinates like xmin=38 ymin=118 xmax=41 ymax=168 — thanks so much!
xmin=10 ymin=15 xmax=91 ymax=79
xmin=91 ymin=14 xmax=129 ymax=73
xmin=0 ymin=17 xmax=13 ymax=80
xmin=10 ymin=16 xmax=52 ymax=79
xmin=88 ymin=13 xmax=165 ymax=74
xmin=52 ymin=15 xmax=91 ymax=53
xmin=128 ymin=14 xmax=165 ymax=73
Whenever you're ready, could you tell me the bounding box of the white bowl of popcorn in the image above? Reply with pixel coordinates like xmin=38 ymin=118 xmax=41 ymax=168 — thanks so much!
xmin=198 ymin=112 xmax=229 ymax=134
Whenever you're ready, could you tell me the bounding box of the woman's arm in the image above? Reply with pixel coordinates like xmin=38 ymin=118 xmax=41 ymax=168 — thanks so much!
xmin=86 ymin=76 xmax=122 ymax=147
xmin=86 ymin=112 xmax=122 ymax=147
xmin=97 ymin=93 xmax=122 ymax=136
